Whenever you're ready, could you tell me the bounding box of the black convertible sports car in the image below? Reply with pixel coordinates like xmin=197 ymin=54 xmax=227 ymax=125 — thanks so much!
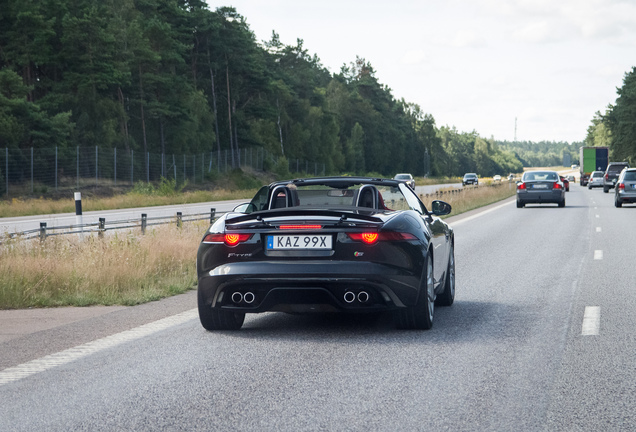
xmin=196 ymin=177 xmax=455 ymax=330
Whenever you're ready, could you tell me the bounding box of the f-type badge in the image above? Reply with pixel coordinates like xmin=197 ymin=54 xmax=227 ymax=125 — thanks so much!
xmin=354 ymin=252 xmax=364 ymax=257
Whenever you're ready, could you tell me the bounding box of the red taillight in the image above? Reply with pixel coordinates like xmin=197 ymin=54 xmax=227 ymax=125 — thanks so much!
xmin=553 ymin=182 xmax=562 ymax=190
xmin=279 ymin=225 xmax=323 ymax=230
xmin=605 ymin=173 xmax=609 ymax=180
xmin=346 ymin=232 xmax=417 ymax=244
xmin=203 ymin=233 xmax=252 ymax=245
xmin=619 ymin=183 xmax=625 ymax=190
xmin=517 ymin=182 xmax=526 ymax=190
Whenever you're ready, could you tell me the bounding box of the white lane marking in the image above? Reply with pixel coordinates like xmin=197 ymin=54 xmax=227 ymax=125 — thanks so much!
xmin=449 ymin=200 xmax=513 ymax=227
xmin=596 ymin=227 xmax=602 ymax=233
xmin=595 ymin=215 xmax=600 ymax=218
xmin=594 ymin=250 xmax=603 ymax=260
xmin=0 ymin=309 xmax=197 ymax=386
xmin=582 ymin=306 xmax=600 ymax=336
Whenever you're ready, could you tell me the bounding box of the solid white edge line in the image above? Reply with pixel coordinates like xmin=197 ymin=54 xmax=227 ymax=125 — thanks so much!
xmin=582 ymin=306 xmax=600 ymax=336
xmin=594 ymin=250 xmax=603 ymax=260
xmin=448 ymin=199 xmax=513 ymax=227
xmin=0 ymin=308 xmax=198 ymax=386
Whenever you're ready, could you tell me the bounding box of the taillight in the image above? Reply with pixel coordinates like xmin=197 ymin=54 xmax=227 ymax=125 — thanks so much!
xmin=517 ymin=182 xmax=526 ymax=190
xmin=346 ymin=232 xmax=417 ymax=244
xmin=619 ymin=183 xmax=625 ymax=190
xmin=203 ymin=233 xmax=253 ymax=245
xmin=279 ymin=225 xmax=323 ymax=230
xmin=605 ymin=173 xmax=609 ymax=180
xmin=553 ymin=182 xmax=562 ymax=190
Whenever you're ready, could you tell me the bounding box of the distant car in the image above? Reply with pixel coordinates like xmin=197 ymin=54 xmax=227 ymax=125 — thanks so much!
xmin=394 ymin=173 xmax=415 ymax=189
xmin=493 ymin=175 xmax=502 ymax=182
xmin=196 ymin=176 xmax=455 ymax=331
xmin=507 ymin=174 xmax=515 ymax=182
xmin=615 ymin=168 xmax=636 ymax=207
xmin=571 ymin=164 xmax=578 ymax=169
xmin=559 ymin=175 xmax=570 ymax=192
xmin=603 ymin=162 xmax=630 ymax=192
xmin=588 ymin=171 xmax=605 ymax=189
xmin=516 ymin=170 xmax=565 ymax=208
xmin=462 ymin=173 xmax=478 ymax=186
xmin=567 ymin=175 xmax=575 ymax=183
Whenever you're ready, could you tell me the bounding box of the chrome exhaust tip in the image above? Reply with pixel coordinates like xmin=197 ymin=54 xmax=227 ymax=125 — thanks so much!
xmin=231 ymin=292 xmax=243 ymax=304
xmin=357 ymin=291 xmax=370 ymax=303
xmin=243 ymin=292 xmax=255 ymax=304
xmin=343 ymin=291 xmax=356 ymax=303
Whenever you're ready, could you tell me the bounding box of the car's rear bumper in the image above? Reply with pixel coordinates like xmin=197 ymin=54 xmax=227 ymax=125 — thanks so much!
xmin=198 ymin=261 xmax=421 ymax=313
xmin=617 ymin=191 xmax=636 ymax=202
xmin=516 ymin=190 xmax=564 ymax=204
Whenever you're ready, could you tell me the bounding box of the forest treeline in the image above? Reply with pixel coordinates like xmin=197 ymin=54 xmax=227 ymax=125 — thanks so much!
xmin=1 ymin=1 xmax=587 ymax=184
xmin=584 ymin=67 xmax=636 ymax=164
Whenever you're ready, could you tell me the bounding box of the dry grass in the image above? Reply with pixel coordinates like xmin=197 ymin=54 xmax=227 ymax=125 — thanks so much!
xmin=0 ymin=221 xmax=208 ymax=309
xmin=419 ymin=182 xmax=517 ymax=217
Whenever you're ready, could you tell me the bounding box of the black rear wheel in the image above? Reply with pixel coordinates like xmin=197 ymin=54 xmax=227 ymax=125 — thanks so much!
xmin=198 ymin=289 xmax=245 ymax=331
xmin=615 ymin=196 xmax=623 ymax=208
xmin=395 ymin=253 xmax=434 ymax=330
xmin=436 ymin=245 xmax=455 ymax=307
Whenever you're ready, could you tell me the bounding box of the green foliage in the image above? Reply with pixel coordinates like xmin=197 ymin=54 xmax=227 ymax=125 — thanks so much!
xmin=130 ymin=177 xmax=187 ymax=196
xmin=606 ymin=67 xmax=636 ymax=164
xmin=0 ymin=0 xmax=555 ymax=182
xmin=227 ymin=169 xmax=262 ymax=189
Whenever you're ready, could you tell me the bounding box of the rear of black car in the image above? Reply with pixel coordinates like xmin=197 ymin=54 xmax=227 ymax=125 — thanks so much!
xmin=197 ymin=210 xmax=427 ymax=318
xmin=603 ymin=162 xmax=630 ymax=192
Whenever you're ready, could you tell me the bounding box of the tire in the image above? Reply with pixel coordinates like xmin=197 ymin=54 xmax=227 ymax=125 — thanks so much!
xmin=558 ymin=198 xmax=565 ymax=207
xmin=395 ymin=253 xmax=434 ymax=330
xmin=516 ymin=200 xmax=524 ymax=208
xmin=588 ymin=184 xmax=592 ymax=190
xmin=198 ymin=289 xmax=245 ymax=331
xmin=436 ymin=245 xmax=455 ymax=307
xmin=603 ymin=186 xmax=609 ymax=193
xmin=615 ymin=196 xmax=623 ymax=208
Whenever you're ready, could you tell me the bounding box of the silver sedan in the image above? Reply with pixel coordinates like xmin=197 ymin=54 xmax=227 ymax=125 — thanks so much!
xmin=615 ymin=168 xmax=636 ymax=207
xmin=516 ymin=170 xmax=566 ymax=208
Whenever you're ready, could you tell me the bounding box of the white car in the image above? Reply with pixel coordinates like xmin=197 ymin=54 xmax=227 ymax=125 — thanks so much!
xmin=493 ymin=175 xmax=502 ymax=182
xmin=588 ymin=171 xmax=604 ymax=189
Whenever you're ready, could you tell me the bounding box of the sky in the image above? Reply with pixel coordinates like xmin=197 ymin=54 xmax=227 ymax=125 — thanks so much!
xmin=210 ymin=0 xmax=636 ymax=143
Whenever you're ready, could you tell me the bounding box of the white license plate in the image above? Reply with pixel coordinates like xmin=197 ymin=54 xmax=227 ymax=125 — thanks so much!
xmin=532 ymin=184 xmax=548 ymax=189
xmin=267 ymin=235 xmax=332 ymax=250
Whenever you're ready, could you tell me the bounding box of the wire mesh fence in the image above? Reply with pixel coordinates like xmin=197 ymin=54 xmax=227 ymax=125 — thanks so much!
xmin=0 ymin=147 xmax=326 ymax=197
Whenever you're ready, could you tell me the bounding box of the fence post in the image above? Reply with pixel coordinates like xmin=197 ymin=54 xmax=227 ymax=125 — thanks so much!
xmin=141 ymin=213 xmax=147 ymax=235
xmin=114 ymin=147 xmax=117 ymax=186
xmin=210 ymin=208 xmax=216 ymax=223
xmin=74 ymin=192 xmax=84 ymax=239
xmin=31 ymin=147 xmax=33 ymax=194
xmin=98 ymin=218 xmax=105 ymax=239
xmin=39 ymin=222 xmax=47 ymax=242
xmin=55 ymin=147 xmax=58 ymax=191
xmin=176 ymin=212 xmax=182 ymax=228
xmin=6 ymin=147 xmax=9 ymax=197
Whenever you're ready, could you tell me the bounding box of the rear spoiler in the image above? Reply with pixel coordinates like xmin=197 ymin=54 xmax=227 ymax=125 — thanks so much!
xmin=225 ymin=208 xmax=385 ymax=226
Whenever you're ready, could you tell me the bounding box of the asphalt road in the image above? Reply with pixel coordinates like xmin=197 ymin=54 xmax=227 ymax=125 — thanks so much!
xmin=2 ymin=183 xmax=635 ymax=431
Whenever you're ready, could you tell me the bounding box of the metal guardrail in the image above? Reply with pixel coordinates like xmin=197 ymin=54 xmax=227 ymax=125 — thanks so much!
xmin=1 ymin=208 xmax=225 ymax=243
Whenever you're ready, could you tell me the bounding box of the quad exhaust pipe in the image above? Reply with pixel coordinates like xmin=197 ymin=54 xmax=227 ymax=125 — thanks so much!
xmin=344 ymin=291 xmax=370 ymax=304
xmin=231 ymin=291 xmax=256 ymax=304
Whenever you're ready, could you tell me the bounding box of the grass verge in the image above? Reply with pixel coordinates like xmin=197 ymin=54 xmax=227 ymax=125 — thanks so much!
xmin=0 ymin=222 xmax=206 ymax=309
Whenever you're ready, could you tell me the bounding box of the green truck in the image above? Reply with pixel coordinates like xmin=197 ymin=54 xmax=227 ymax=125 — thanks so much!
xmin=579 ymin=146 xmax=609 ymax=186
